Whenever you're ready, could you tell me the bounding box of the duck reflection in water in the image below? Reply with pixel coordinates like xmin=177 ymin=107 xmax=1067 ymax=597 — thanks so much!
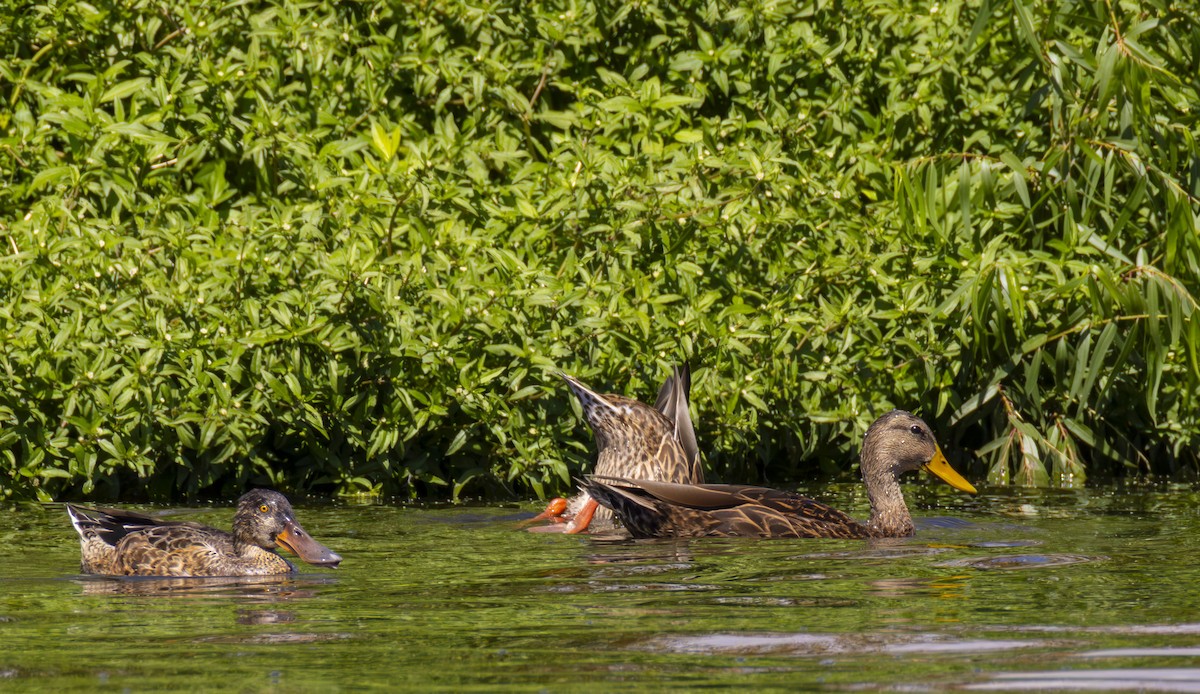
xmin=73 ymin=573 xmax=333 ymax=602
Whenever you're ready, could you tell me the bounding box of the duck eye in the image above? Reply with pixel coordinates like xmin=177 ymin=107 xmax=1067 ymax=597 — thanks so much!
xmin=258 ymin=504 xmax=270 ymax=513
xmin=909 ymin=425 xmax=924 ymax=436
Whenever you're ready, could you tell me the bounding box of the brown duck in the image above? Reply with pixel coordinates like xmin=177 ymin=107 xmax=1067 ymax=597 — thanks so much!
xmin=531 ymin=364 xmax=703 ymax=534
xmin=579 ymin=410 xmax=976 ymax=539
xmin=66 ymin=489 xmax=342 ymax=576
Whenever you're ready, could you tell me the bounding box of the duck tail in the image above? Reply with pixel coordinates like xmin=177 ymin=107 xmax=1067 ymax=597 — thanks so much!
xmin=578 ymin=476 xmax=658 ymax=513
xmin=652 ymin=363 xmax=701 ymax=481
xmin=65 ymin=504 xmax=97 ymax=539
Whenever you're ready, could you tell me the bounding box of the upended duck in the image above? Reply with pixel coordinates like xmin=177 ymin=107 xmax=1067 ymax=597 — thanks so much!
xmin=66 ymin=489 xmax=342 ymax=576
xmin=530 ymin=364 xmax=704 ymax=534
xmin=579 ymin=410 xmax=976 ymax=539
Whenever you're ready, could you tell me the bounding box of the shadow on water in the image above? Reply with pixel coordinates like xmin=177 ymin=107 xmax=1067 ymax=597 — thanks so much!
xmin=4 ymin=485 xmax=1200 ymax=690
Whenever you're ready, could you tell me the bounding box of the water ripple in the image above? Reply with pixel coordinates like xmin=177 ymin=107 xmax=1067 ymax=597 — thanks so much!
xmin=546 ymin=581 xmax=722 ymax=594
xmin=967 ymin=668 xmax=1200 ymax=692
xmin=791 ymin=545 xmax=952 ymax=561
xmin=937 ymin=553 xmax=1106 ymax=570
xmin=969 ymin=540 xmax=1043 ymax=548
xmin=1079 ymin=648 xmax=1200 ymax=658
xmin=645 ymin=631 xmax=1047 ymax=657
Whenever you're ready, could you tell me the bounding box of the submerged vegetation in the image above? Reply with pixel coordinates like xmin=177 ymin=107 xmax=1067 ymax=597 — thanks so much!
xmin=0 ymin=0 xmax=1197 ymax=501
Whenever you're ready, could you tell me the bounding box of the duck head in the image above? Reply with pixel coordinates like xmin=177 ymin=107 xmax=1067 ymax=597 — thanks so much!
xmin=233 ymin=489 xmax=343 ymax=568
xmin=861 ymin=410 xmax=977 ymax=493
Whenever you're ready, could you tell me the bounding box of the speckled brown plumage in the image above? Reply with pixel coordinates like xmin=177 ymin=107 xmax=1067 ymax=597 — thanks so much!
xmin=66 ymin=489 xmax=342 ymax=577
xmin=560 ymin=365 xmax=704 ymax=527
xmin=580 ymin=410 xmax=977 ymax=539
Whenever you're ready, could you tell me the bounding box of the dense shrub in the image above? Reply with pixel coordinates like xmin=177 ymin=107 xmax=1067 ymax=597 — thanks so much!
xmin=0 ymin=0 xmax=1196 ymax=501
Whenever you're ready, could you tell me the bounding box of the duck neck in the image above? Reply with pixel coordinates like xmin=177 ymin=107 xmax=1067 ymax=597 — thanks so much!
xmin=862 ymin=467 xmax=915 ymax=537
xmin=231 ymin=535 xmax=256 ymax=557
xmin=229 ymin=522 xmax=266 ymax=558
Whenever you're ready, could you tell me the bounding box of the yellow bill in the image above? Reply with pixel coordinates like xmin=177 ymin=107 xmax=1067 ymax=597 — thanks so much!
xmin=922 ymin=446 xmax=977 ymax=494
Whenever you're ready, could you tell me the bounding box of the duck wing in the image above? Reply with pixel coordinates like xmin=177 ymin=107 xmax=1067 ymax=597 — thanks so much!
xmin=581 ymin=476 xmax=871 ymax=539
xmin=111 ymin=524 xmax=248 ymax=577
xmin=66 ymin=504 xmax=176 ymax=547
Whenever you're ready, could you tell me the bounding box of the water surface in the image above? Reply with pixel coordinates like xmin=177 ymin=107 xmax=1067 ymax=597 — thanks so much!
xmin=2 ymin=483 xmax=1200 ymax=691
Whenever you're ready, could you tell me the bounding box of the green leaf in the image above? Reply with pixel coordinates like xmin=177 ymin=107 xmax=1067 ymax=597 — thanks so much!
xmin=370 ymin=121 xmax=401 ymax=160
xmin=1012 ymin=0 xmax=1043 ymax=59
xmin=29 ymin=165 xmax=76 ymax=192
xmin=652 ymin=95 xmax=701 ymax=110
xmin=597 ymin=96 xmax=640 ymax=113
xmin=951 ymin=383 xmax=1000 ymax=424
xmin=446 ymin=429 xmax=468 ymax=456
xmin=100 ymin=77 xmax=151 ymax=103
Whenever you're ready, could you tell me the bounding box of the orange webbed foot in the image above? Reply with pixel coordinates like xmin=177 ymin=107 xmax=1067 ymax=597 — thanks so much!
xmin=524 ymin=497 xmax=572 ymax=532
xmin=528 ymin=497 xmax=569 ymax=522
xmin=564 ymin=499 xmax=599 ymax=535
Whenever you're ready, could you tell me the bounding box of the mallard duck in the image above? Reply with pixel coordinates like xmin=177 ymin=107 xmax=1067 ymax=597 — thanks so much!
xmin=579 ymin=409 xmax=976 ymax=539
xmin=66 ymin=489 xmax=342 ymax=576
xmin=530 ymin=364 xmax=703 ymax=534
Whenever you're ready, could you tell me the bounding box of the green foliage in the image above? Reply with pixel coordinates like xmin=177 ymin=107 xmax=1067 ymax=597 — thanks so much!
xmin=0 ymin=0 xmax=1196 ymax=501
xmin=894 ymin=0 xmax=1200 ymax=485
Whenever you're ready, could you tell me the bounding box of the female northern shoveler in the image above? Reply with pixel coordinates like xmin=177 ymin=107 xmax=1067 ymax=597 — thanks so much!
xmin=66 ymin=489 xmax=342 ymax=576
xmin=580 ymin=410 xmax=976 ymax=539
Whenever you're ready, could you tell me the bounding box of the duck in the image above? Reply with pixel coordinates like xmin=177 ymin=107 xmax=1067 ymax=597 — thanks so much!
xmin=66 ymin=489 xmax=343 ymax=576
xmin=530 ymin=364 xmax=703 ymax=534
xmin=578 ymin=409 xmax=976 ymax=539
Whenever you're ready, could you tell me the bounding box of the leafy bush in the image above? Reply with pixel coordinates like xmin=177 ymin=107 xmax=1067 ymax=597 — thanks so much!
xmin=0 ymin=0 xmax=1196 ymax=501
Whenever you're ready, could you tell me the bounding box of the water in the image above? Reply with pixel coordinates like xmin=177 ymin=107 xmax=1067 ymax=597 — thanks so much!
xmin=2 ymin=483 xmax=1200 ymax=691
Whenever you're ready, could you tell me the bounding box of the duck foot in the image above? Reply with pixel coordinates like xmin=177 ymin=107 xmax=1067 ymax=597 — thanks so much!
xmin=524 ymin=497 xmax=572 ymax=532
xmin=564 ymin=499 xmax=599 ymax=534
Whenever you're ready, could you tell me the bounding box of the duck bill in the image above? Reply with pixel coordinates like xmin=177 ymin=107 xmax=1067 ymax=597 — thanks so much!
xmin=275 ymin=520 xmax=343 ymax=568
xmin=923 ymin=446 xmax=978 ymax=494
xmin=558 ymin=372 xmax=596 ymax=402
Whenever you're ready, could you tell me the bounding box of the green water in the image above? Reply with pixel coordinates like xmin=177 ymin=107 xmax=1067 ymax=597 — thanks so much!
xmin=3 ymin=484 xmax=1200 ymax=691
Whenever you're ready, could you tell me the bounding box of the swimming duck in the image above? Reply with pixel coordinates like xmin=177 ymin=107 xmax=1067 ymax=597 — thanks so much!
xmin=579 ymin=410 xmax=976 ymax=539
xmin=66 ymin=489 xmax=342 ymax=576
xmin=531 ymin=364 xmax=703 ymax=534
